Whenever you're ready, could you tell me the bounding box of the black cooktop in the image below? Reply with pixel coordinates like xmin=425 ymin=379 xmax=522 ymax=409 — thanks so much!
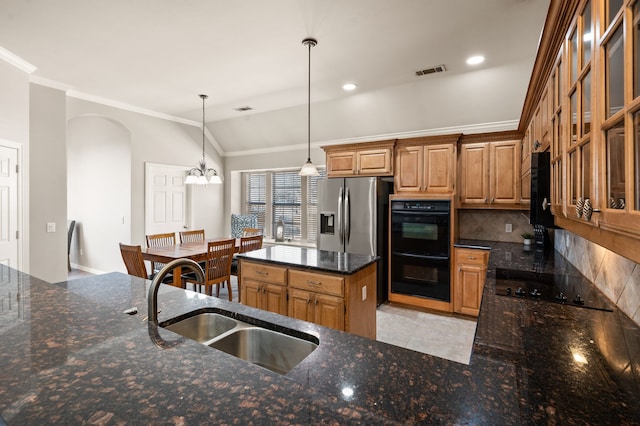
xmin=495 ymin=268 xmax=614 ymax=312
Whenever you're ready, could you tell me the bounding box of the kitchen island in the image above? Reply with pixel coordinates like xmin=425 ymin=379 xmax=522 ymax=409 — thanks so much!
xmin=237 ymin=245 xmax=378 ymax=339
xmin=1 ymin=242 xmax=639 ymax=424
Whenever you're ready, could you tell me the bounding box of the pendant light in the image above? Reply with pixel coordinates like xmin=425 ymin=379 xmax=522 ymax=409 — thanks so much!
xmin=185 ymin=94 xmax=223 ymax=185
xmin=298 ymin=38 xmax=320 ymax=176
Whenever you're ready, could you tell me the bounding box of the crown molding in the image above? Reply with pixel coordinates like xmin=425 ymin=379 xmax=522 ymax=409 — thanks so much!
xmin=223 ymin=119 xmax=519 ymax=157
xmin=66 ymin=90 xmax=199 ymax=127
xmin=29 ymin=75 xmax=74 ymax=91
xmin=66 ymin=90 xmax=225 ymax=157
xmin=0 ymin=46 xmax=37 ymax=74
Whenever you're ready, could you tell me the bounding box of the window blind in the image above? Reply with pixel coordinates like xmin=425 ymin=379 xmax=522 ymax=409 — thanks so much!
xmin=242 ymin=167 xmax=325 ymax=243
xmin=272 ymin=171 xmax=301 ymax=240
xmin=306 ymin=170 xmax=326 ymax=243
xmin=245 ymin=172 xmax=266 ymax=232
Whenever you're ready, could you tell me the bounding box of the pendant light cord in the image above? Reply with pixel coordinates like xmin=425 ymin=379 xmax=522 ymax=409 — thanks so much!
xmin=200 ymin=94 xmax=207 ymax=163
xmin=307 ymin=41 xmax=311 ymax=161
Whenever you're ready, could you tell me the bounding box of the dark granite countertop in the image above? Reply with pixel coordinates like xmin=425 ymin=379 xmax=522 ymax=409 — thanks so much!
xmin=1 ymin=241 xmax=639 ymax=424
xmin=236 ymin=245 xmax=378 ymax=275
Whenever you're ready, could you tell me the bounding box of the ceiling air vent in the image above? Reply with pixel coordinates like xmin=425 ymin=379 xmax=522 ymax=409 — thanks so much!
xmin=234 ymin=106 xmax=254 ymax=112
xmin=415 ymin=64 xmax=446 ymax=76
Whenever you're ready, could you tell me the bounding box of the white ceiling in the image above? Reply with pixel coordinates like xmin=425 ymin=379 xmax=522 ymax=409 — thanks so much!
xmin=0 ymin=0 xmax=550 ymax=155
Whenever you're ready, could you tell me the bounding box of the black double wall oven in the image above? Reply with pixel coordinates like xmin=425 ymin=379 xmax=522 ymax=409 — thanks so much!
xmin=390 ymin=200 xmax=451 ymax=302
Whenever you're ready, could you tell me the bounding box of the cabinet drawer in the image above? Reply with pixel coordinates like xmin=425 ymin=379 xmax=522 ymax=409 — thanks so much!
xmin=241 ymin=262 xmax=287 ymax=285
xmin=455 ymin=248 xmax=489 ymax=266
xmin=288 ymin=270 xmax=344 ymax=297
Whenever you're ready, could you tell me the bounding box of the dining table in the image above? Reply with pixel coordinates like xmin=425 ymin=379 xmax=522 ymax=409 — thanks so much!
xmin=142 ymin=237 xmax=240 ymax=288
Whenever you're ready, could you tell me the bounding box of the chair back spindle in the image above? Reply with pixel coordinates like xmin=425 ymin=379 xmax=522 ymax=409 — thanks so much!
xmin=145 ymin=232 xmax=176 ymax=273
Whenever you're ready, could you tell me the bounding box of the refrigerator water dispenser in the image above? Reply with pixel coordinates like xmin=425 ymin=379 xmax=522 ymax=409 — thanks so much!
xmin=320 ymin=212 xmax=335 ymax=235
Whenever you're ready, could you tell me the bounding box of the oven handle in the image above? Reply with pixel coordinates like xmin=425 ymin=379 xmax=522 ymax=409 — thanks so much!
xmin=391 ymin=210 xmax=449 ymax=216
xmin=392 ymin=252 xmax=449 ymax=261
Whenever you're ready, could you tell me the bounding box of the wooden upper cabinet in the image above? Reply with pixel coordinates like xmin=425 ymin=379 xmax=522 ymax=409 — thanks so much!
xmin=394 ymin=134 xmax=460 ymax=194
xmin=521 ymin=128 xmax=532 ymax=205
xmin=323 ymin=140 xmax=395 ymax=177
xmin=490 ymin=141 xmax=519 ymax=204
xmin=395 ymin=145 xmax=422 ymax=191
xmin=325 ymin=151 xmax=357 ymax=176
xmin=459 ymin=143 xmax=490 ymax=204
xmin=458 ymin=133 xmax=522 ymax=208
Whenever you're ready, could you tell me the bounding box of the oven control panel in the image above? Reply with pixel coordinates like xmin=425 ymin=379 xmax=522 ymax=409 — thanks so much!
xmin=391 ymin=200 xmax=450 ymax=212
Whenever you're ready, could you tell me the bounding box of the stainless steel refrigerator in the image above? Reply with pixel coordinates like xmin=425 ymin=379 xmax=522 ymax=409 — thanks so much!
xmin=317 ymin=177 xmax=392 ymax=305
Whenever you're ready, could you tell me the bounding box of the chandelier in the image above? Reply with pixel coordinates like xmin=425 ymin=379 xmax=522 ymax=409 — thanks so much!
xmin=298 ymin=38 xmax=320 ymax=176
xmin=185 ymin=94 xmax=223 ymax=185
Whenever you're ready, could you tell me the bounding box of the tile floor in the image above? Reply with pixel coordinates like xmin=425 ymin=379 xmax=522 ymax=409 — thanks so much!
xmin=68 ymin=270 xmax=477 ymax=364
xmin=376 ymin=303 xmax=477 ymax=365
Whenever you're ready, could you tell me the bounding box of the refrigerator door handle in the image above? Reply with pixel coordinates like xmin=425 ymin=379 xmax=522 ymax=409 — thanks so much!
xmin=337 ymin=187 xmax=344 ymax=246
xmin=345 ymin=187 xmax=351 ymax=245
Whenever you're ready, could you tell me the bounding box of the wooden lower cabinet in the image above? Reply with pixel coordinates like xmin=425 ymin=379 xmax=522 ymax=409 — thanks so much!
xmin=240 ymin=259 xmax=376 ymax=339
xmin=453 ymin=248 xmax=489 ymax=317
xmin=288 ymin=288 xmax=345 ymax=331
xmin=242 ymin=279 xmax=288 ymax=316
xmin=240 ymin=261 xmax=288 ymax=316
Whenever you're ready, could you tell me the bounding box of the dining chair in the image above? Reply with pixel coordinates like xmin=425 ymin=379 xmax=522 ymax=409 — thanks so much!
xmin=241 ymin=227 xmax=262 ymax=237
xmin=179 ymin=229 xmax=205 ymax=243
xmin=231 ymin=234 xmax=264 ymax=276
xmin=186 ymin=239 xmax=235 ymax=299
xmin=145 ymin=232 xmax=176 ymax=273
xmin=119 ymin=243 xmax=173 ymax=283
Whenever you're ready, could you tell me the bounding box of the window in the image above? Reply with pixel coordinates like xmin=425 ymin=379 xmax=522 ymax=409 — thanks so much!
xmin=243 ymin=168 xmax=326 ymax=243
xmin=244 ymin=172 xmax=266 ymax=231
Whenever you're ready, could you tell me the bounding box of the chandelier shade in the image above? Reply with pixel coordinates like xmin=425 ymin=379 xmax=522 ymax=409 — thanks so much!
xmin=298 ymin=38 xmax=320 ymax=177
xmin=186 ymin=94 xmax=223 ymax=185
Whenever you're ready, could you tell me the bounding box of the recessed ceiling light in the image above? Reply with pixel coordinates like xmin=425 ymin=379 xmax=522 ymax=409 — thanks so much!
xmin=466 ymin=55 xmax=485 ymax=65
xmin=342 ymin=83 xmax=357 ymax=91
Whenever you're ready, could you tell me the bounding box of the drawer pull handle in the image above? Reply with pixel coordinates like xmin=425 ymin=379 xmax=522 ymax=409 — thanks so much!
xmin=256 ymin=270 xmax=268 ymax=276
xmin=467 ymin=256 xmax=476 ymax=259
xmin=307 ymin=280 xmax=321 ymax=286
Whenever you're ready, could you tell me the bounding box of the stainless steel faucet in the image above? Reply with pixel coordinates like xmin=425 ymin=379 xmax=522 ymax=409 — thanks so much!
xmin=147 ymin=258 xmax=205 ymax=323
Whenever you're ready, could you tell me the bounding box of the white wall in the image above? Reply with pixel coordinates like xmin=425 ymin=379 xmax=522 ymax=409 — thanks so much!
xmin=29 ymin=83 xmax=67 ymax=282
xmin=0 ymin=61 xmax=29 ymax=273
xmin=68 ymin=115 xmax=130 ymax=273
xmin=66 ymin=97 xmax=225 ymax=273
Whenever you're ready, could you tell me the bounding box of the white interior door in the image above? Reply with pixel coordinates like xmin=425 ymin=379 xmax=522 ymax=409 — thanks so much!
xmin=0 ymin=144 xmax=19 ymax=268
xmin=145 ymin=163 xmax=191 ymax=236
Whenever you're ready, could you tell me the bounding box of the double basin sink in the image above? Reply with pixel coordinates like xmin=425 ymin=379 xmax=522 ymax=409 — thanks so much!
xmin=159 ymin=309 xmax=319 ymax=375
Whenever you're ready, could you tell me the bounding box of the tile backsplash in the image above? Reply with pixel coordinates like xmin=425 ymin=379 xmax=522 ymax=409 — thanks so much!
xmin=458 ymin=210 xmax=534 ymax=243
xmin=555 ymin=230 xmax=640 ymax=327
